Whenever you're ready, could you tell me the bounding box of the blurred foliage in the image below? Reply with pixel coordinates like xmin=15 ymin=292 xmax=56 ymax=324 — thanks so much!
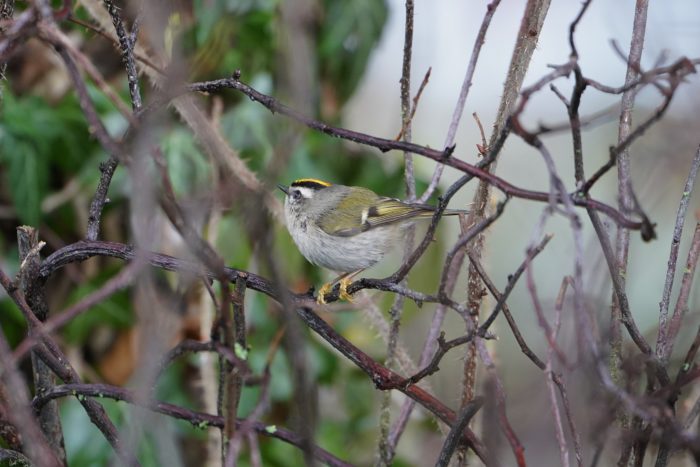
xmin=0 ymin=92 xmax=99 ymax=226
xmin=319 ymin=0 xmax=389 ymax=102
xmin=0 ymin=0 xmax=456 ymax=465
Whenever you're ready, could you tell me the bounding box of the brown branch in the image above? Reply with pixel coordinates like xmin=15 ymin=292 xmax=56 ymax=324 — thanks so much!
xmin=587 ymin=208 xmax=669 ymax=387
xmin=394 ymin=66 xmax=431 ymax=142
xmin=16 ymin=227 xmax=66 ymax=464
xmin=403 ymin=333 xmax=474 ymax=387
xmin=295 ymin=305 xmax=488 ymax=462
xmin=35 ymin=35 xmax=126 ymax=242
xmin=156 ymin=340 xmax=253 ymax=385
xmin=478 ymin=235 xmax=552 ymax=335
xmin=32 ymin=383 xmax=352 ymax=467
xmin=478 ymin=341 xmax=526 ymax=467
xmin=664 ymin=222 xmax=700 ymax=359
xmin=578 ymin=59 xmax=692 ymax=196
xmin=435 ymin=397 xmax=484 ymax=467
xmin=387 ymin=174 xmax=472 ymax=284
xmin=0 ymin=267 xmax=138 ymax=466
xmin=469 ymin=252 xmax=582 ymax=466
xmin=221 ymin=274 xmax=247 ymax=461
xmin=66 ymin=16 xmax=163 ymax=74
xmin=13 ymin=260 xmax=138 ymax=362
xmin=36 ymin=239 xmax=488 ymax=460
xmin=612 ymin=16 xmax=649 ymax=466
xmin=0 ymin=319 xmax=61 ymax=467
xmin=437 ymin=198 xmax=508 ymax=305
xmin=656 ymin=147 xmax=700 ymax=363
xmin=102 ymin=0 xmax=142 ymax=110
xmin=547 ymin=278 xmax=574 ymax=467
xmin=677 ymin=325 xmax=700 ymax=391
xmin=85 ymin=156 xmax=119 ymax=241
xmin=419 ymin=0 xmax=502 ymax=203
xmin=186 ymin=75 xmax=647 ymax=232
xmin=379 ymin=1 xmax=417 ymax=460
xmin=48 ymin=44 xmax=122 ymax=157
xmin=567 ymin=0 xmax=592 ymax=58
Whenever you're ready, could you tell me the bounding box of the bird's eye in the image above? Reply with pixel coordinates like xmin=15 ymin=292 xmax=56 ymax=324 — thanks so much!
xmin=292 ymin=190 xmax=302 ymax=201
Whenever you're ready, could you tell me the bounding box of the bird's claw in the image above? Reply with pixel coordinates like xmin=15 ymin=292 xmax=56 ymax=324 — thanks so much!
xmin=316 ymin=278 xmax=354 ymax=304
xmin=316 ymin=282 xmax=332 ymax=305
xmin=338 ymin=277 xmax=354 ymax=302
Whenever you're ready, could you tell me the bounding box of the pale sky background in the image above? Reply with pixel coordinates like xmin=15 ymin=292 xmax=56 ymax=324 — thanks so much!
xmin=343 ymin=2 xmax=700 ymax=463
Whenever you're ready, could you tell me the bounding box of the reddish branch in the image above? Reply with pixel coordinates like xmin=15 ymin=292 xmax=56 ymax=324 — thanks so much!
xmin=187 ymin=75 xmax=650 ymax=233
xmin=32 ymin=383 xmax=352 ymax=467
xmin=33 ymin=240 xmax=489 ymax=461
xmin=0 ymin=268 xmax=139 ymax=466
xmin=656 ymin=147 xmax=700 ymax=363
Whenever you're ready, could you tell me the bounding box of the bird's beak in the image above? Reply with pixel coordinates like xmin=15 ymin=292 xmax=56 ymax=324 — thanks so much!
xmin=277 ymin=184 xmax=289 ymax=195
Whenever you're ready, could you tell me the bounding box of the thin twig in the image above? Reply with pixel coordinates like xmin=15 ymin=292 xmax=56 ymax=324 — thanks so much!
xmin=378 ymin=1 xmax=417 ymax=461
xmin=221 ymin=274 xmax=248 ymax=462
xmin=102 ymin=0 xmax=142 ymax=110
xmin=477 ymin=340 xmax=526 ymax=467
xmin=39 ymin=24 xmax=135 ymax=121
xmin=0 ymin=268 xmax=139 ymax=466
xmin=435 ymin=398 xmax=484 ymax=467
xmin=0 ymin=318 xmax=61 ymax=467
xmin=403 ymin=333 xmax=474 ymax=387
xmin=33 ymin=383 xmax=352 ymax=467
xmin=547 ymin=278 xmax=572 ymax=467
xmin=13 ymin=260 xmax=139 ymax=361
xmin=419 ymin=0 xmax=502 ymax=203
xmin=612 ymin=12 xmax=649 ymax=463
xmin=664 ymin=222 xmax=700 ymax=358
xmin=188 ymin=76 xmax=648 ymax=232
xmin=478 ymin=235 xmax=552 ymax=335
xmin=656 ymin=146 xmax=700 ymax=363
xmin=16 ymin=227 xmax=66 ymax=464
xmin=394 ymin=67 xmax=431 ymax=142
xmin=294 ymin=306 xmax=488 ymax=461
xmin=437 ymin=199 xmax=508 ymax=306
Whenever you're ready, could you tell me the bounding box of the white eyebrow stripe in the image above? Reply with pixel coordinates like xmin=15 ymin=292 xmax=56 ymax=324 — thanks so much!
xmin=296 ymin=187 xmax=315 ymax=198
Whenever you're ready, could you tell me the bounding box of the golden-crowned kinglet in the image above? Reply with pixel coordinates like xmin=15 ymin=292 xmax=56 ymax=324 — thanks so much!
xmin=278 ymin=178 xmax=464 ymax=304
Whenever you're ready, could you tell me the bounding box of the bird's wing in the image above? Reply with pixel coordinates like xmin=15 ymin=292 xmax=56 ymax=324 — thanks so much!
xmin=319 ymin=196 xmax=435 ymax=237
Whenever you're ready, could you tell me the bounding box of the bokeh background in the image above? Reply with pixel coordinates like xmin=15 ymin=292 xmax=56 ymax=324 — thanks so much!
xmin=2 ymin=0 xmax=700 ymax=465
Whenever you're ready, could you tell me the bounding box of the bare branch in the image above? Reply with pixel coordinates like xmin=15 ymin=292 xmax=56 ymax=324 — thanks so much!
xmin=419 ymin=0 xmax=502 ymax=203
xmin=32 ymin=383 xmax=352 ymax=467
xmin=435 ymin=398 xmax=484 ymax=467
xmin=656 ymin=146 xmax=700 ymax=363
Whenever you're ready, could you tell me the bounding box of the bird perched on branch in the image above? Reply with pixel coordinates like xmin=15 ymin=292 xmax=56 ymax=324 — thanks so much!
xmin=278 ymin=178 xmax=466 ymax=304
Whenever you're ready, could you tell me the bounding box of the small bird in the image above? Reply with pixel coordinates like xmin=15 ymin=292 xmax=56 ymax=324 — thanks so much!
xmin=278 ymin=178 xmax=465 ymax=304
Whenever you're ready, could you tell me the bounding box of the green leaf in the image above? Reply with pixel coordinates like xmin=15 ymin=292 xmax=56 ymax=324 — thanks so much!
xmin=0 ymin=135 xmax=47 ymax=225
xmin=61 ymin=276 xmax=133 ymax=345
xmin=319 ymin=0 xmax=389 ymax=102
xmin=264 ymin=424 xmax=277 ymax=434
xmin=161 ymin=128 xmax=210 ymax=195
xmin=234 ymin=342 xmax=249 ymax=360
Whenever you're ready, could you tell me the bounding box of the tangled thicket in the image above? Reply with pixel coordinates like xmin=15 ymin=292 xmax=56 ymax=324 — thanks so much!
xmin=1 ymin=1 xmax=700 ymax=466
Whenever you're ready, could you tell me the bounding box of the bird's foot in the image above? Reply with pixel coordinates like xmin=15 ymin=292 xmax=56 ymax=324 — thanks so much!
xmin=338 ymin=277 xmax=354 ymax=302
xmin=316 ymin=282 xmax=333 ymax=305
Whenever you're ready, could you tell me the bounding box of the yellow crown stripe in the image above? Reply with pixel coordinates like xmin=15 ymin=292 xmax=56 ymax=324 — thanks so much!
xmin=292 ymin=178 xmax=332 ymax=187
